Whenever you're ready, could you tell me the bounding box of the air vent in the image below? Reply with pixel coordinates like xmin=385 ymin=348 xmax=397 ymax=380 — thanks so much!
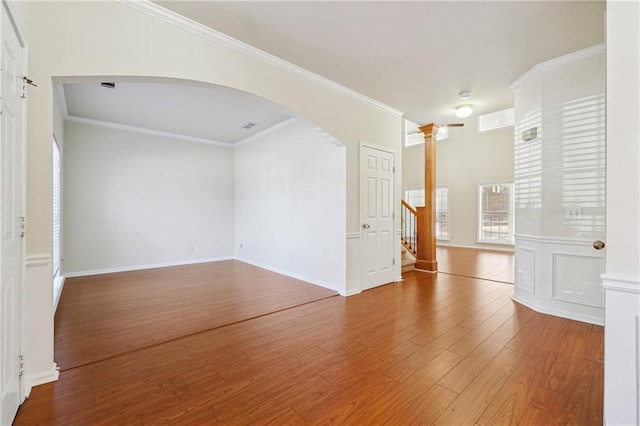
xmin=241 ymin=121 xmax=259 ymax=130
xmin=100 ymin=82 xmax=117 ymax=89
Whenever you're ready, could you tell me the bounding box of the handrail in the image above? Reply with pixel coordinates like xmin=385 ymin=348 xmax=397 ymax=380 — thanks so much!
xmin=401 ymin=199 xmax=418 ymax=216
xmin=401 ymin=199 xmax=418 ymax=256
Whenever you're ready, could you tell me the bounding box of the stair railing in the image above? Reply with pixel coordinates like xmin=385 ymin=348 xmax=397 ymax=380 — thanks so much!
xmin=401 ymin=199 xmax=418 ymax=256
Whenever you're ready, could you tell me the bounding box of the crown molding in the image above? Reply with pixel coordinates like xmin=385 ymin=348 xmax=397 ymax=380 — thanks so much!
xmin=235 ymin=117 xmax=297 ymax=147
xmin=510 ymin=44 xmax=605 ymax=90
xmin=65 ymin=115 xmax=234 ymax=148
xmin=115 ymin=0 xmax=403 ymax=117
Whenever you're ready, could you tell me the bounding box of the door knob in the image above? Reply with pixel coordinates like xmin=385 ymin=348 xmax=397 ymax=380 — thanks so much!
xmin=593 ymin=240 xmax=605 ymax=250
xmin=363 ymin=223 xmax=370 ymax=229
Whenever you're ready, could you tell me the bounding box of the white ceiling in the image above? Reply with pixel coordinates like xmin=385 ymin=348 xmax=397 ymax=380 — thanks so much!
xmin=61 ymin=2 xmax=605 ymax=142
xmin=156 ymin=0 xmax=605 ymax=124
xmin=63 ymin=81 xmax=291 ymax=144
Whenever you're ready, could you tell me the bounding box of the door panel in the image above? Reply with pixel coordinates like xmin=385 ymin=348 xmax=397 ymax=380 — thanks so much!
xmin=361 ymin=146 xmax=394 ymax=290
xmin=0 ymin=7 xmax=23 ymax=425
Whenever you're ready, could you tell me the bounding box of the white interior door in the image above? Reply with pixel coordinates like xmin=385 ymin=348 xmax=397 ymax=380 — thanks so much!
xmin=0 ymin=7 xmax=23 ymax=425
xmin=360 ymin=145 xmax=394 ymax=290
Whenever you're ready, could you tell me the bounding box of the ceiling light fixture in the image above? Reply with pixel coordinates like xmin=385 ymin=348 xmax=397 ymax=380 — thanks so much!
xmin=455 ymin=104 xmax=473 ymax=118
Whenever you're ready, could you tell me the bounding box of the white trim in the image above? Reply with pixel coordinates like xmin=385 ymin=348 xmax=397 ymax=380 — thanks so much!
xmin=601 ymin=272 xmax=640 ymax=294
xmin=311 ymin=127 xmax=344 ymax=148
xmin=115 ymin=0 xmax=403 ymax=118
xmin=3 ymin=1 xmax=26 ymax=47
xmin=512 ymin=294 xmax=604 ymax=326
xmin=25 ymin=363 xmax=59 ymax=397
xmin=394 ymin=275 xmax=404 ymax=282
xmin=65 ymin=115 xmax=234 ymax=148
xmin=359 ymin=141 xmax=396 ymax=155
xmin=515 ymin=234 xmax=596 ymax=246
xmin=346 ymin=232 xmax=360 ymax=240
xmin=25 ymin=254 xmax=51 ymax=268
xmin=234 ymin=117 xmax=297 ymax=147
xmin=510 ymin=44 xmax=605 ymax=90
xmin=344 ymin=289 xmax=362 ymax=297
xmin=235 ymin=257 xmax=339 ymax=293
xmin=53 ymin=275 xmax=65 ymax=313
xmin=54 ymin=83 xmax=69 ymax=117
xmin=64 ymin=256 xmax=234 ymax=278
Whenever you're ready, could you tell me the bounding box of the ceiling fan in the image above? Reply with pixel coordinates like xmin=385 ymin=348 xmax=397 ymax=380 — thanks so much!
xmin=407 ymin=123 xmax=464 ymax=135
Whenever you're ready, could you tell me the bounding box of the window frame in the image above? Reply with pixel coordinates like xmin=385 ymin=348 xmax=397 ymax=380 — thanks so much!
xmin=52 ymin=135 xmax=62 ymax=278
xmin=435 ymin=185 xmax=450 ymax=241
xmin=404 ymin=186 xmax=450 ymax=241
xmin=477 ymin=181 xmax=515 ymax=245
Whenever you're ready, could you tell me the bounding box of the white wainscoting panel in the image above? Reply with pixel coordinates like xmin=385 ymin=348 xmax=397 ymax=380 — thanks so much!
xmin=552 ymin=253 xmax=604 ymax=307
xmin=601 ymin=273 xmax=640 ymax=426
xmin=515 ymin=247 xmax=536 ymax=293
xmin=513 ymin=235 xmax=604 ymax=325
xmin=345 ymin=232 xmax=361 ymax=296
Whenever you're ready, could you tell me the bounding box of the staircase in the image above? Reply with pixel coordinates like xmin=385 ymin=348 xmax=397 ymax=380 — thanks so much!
xmin=401 ymin=247 xmax=416 ymax=273
xmin=401 ymin=199 xmax=418 ymax=274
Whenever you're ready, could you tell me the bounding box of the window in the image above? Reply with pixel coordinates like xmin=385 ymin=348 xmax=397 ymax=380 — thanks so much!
xmin=478 ymin=182 xmax=514 ymax=244
xmin=478 ymin=108 xmax=515 ymax=132
xmin=404 ymin=187 xmax=424 ymax=208
xmin=405 ymin=186 xmax=449 ymax=240
xmin=52 ymin=137 xmax=62 ymax=277
xmin=435 ymin=186 xmax=449 ymax=240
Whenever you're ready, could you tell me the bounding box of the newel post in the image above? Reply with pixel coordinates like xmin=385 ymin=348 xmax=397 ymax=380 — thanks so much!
xmin=415 ymin=123 xmax=438 ymax=272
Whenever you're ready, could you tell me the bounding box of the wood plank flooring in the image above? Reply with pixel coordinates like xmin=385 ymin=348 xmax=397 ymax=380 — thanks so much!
xmin=15 ymin=253 xmax=603 ymax=425
xmin=436 ymin=245 xmax=515 ymax=283
xmin=54 ymin=261 xmax=337 ymax=370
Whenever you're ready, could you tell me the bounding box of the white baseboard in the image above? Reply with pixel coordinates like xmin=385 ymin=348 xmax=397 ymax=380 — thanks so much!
xmin=394 ymin=275 xmax=404 ymax=282
xmin=512 ymin=294 xmax=604 ymax=326
xmin=235 ymin=257 xmax=339 ymax=293
xmin=25 ymin=363 xmax=59 ymax=397
xmin=64 ymin=256 xmax=234 ymax=278
xmin=344 ymin=289 xmax=362 ymax=297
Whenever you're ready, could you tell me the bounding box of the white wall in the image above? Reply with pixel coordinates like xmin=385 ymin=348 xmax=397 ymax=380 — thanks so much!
xmin=23 ymin=0 xmax=401 ymax=388
xmin=403 ymin=125 xmax=514 ymax=249
xmin=603 ymin=1 xmax=640 ymax=425
xmin=63 ymin=121 xmax=235 ymax=275
xmin=235 ymin=120 xmax=346 ymax=293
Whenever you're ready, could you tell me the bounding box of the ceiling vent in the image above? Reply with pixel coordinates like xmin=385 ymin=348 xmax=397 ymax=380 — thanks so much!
xmin=100 ymin=82 xmax=117 ymax=89
xmin=241 ymin=121 xmax=259 ymax=130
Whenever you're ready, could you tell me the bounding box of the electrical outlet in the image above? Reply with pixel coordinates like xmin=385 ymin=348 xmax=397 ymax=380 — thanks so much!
xmin=564 ymin=206 xmax=582 ymax=220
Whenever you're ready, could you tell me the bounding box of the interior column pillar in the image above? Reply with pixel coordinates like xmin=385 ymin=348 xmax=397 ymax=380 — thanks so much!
xmin=416 ymin=123 xmax=438 ymax=272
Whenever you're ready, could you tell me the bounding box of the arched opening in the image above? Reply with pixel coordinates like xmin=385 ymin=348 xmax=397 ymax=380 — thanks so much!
xmin=51 ymin=76 xmax=346 ymax=369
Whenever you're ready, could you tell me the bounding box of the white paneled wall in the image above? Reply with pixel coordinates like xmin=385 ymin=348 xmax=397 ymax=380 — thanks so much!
xmin=511 ymin=45 xmax=605 ymax=324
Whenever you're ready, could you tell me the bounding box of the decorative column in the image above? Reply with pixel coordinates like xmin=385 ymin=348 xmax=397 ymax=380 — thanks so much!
xmin=416 ymin=123 xmax=438 ymax=272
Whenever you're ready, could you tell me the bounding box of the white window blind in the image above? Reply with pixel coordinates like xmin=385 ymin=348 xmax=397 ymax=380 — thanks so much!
xmin=404 ymin=188 xmax=424 ymax=208
xmin=52 ymin=137 xmax=62 ymax=277
xmin=435 ymin=186 xmax=449 ymax=240
xmin=478 ymin=182 xmax=514 ymax=244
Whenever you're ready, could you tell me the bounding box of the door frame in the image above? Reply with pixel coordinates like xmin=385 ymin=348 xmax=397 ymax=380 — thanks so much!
xmin=359 ymin=141 xmax=397 ymax=291
xmin=2 ymin=0 xmax=28 ymax=405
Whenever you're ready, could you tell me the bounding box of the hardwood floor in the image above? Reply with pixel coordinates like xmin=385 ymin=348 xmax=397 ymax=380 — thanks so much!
xmin=436 ymin=245 xmax=515 ymax=283
xmin=15 ymin=253 xmax=603 ymax=425
xmin=54 ymin=261 xmax=337 ymax=370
